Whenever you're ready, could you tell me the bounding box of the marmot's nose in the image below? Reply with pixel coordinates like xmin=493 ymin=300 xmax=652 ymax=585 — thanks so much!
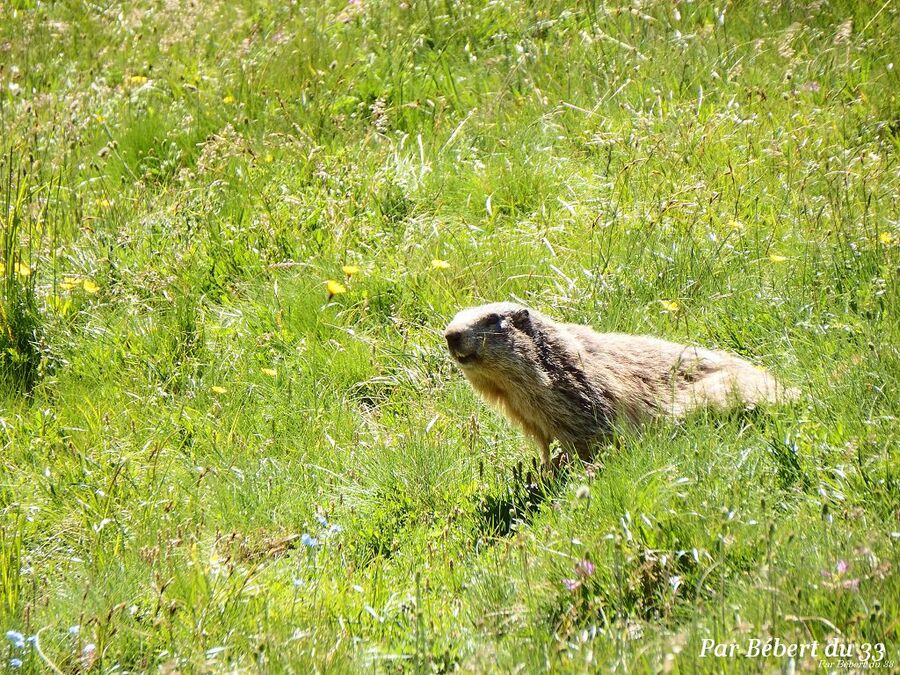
xmin=444 ymin=329 xmax=463 ymax=352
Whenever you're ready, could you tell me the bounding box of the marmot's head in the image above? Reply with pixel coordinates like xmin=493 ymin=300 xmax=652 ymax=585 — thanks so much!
xmin=443 ymin=302 xmax=532 ymax=370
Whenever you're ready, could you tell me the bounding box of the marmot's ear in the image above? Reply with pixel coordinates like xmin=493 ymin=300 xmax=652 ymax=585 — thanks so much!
xmin=511 ymin=307 xmax=530 ymax=327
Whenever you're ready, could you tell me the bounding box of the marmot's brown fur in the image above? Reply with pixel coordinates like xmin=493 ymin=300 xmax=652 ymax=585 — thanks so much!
xmin=444 ymin=302 xmax=797 ymax=468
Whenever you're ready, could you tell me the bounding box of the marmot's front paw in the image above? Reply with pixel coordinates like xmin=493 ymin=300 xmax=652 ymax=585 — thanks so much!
xmin=550 ymin=449 xmax=576 ymax=472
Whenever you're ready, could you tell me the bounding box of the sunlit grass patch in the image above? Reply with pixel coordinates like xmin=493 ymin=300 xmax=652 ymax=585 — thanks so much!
xmin=0 ymin=0 xmax=897 ymax=671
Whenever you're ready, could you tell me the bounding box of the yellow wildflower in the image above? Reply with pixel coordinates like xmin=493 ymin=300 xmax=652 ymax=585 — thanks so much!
xmin=129 ymin=75 xmax=148 ymax=85
xmin=264 ymin=153 xmax=274 ymax=163
xmin=60 ymin=276 xmax=80 ymax=290
xmin=431 ymin=259 xmax=451 ymax=270
xmin=768 ymin=254 xmax=787 ymax=263
xmin=14 ymin=262 xmax=31 ymax=276
xmin=211 ymin=386 xmax=228 ymax=394
xmin=82 ymin=279 xmax=100 ymax=294
xmin=660 ymin=300 xmax=680 ymax=313
xmin=342 ymin=265 xmax=360 ymax=277
xmin=223 ymin=95 xmax=235 ymax=104
xmin=261 ymin=368 xmax=278 ymax=378
xmin=326 ymin=279 xmax=347 ymax=297
xmin=878 ymin=231 xmax=894 ymax=245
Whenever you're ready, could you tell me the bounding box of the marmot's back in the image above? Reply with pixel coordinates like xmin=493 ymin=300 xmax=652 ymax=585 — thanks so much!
xmin=444 ymin=302 xmax=797 ymax=467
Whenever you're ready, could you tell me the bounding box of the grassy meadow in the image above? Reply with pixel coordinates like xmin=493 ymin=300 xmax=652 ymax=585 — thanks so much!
xmin=1 ymin=0 xmax=898 ymax=671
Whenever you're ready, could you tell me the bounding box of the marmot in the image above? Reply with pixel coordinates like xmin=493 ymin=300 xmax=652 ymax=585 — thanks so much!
xmin=443 ymin=302 xmax=797 ymax=468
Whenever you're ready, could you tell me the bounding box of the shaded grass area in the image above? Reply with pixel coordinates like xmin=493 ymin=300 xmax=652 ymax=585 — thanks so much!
xmin=1 ymin=0 xmax=898 ymax=671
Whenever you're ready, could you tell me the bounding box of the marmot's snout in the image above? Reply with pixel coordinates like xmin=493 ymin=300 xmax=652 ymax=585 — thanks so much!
xmin=444 ymin=302 xmax=528 ymax=367
xmin=443 ymin=326 xmax=478 ymax=365
xmin=444 ymin=328 xmax=463 ymax=351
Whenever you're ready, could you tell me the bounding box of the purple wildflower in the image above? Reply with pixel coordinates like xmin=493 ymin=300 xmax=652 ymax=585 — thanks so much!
xmin=575 ymin=559 xmax=595 ymax=578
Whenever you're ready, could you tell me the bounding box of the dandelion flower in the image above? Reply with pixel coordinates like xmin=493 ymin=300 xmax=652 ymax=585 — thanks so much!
xmin=431 ymin=259 xmax=451 ymax=270
xmin=879 ymin=231 xmax=894 ymax=245
xmin=82 ymin=279 xmax=100 ymax=294
xmin=261 ymin=368 xmax=277 ymax=378
xmin=129 ymin=75 xmax=148 ymax=85
xmin=223 ymin=95 xmax=235 ymax=104
xmin=264 ymin=153 xmax=274 ymax=163
xmin=61 ymin=276 xmax=80 ymax=290
xmin=211 ymin=386 xmax=228 ymax=395
xmin=342 ymin=265 xmax=360 ymax=278
xmin=326 ymin=279 xmax=347 ymax=298
xmin=660 ymin=300 xmax=680 ymax=313
xmin=14 ymin=262 xmax=31 ymax=277
xmin=768 ymin=254 xmax=787 ymax=263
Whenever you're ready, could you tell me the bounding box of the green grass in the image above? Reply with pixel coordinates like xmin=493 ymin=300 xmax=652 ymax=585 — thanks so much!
xmin=1 ymin=0 xmax=898 ymax=671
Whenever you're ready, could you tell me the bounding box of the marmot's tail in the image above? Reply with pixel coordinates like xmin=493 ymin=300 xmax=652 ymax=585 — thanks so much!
xmin=738 ymin=366 xmax=799 ymax=405
xmin=681 ymin=364 xmax=798 ymax=412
